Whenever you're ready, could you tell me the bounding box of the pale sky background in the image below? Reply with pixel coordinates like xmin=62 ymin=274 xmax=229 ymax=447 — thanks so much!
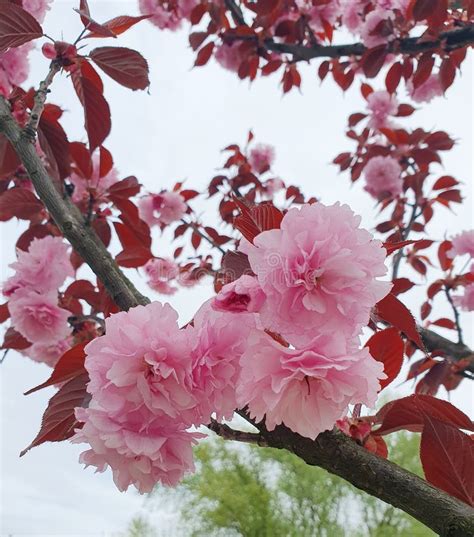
xmin=1 ymin=1 xmax=473 ymax=535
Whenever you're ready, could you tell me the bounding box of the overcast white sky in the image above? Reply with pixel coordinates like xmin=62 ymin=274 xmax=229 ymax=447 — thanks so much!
xmin=1 ymin=1 xmax=473 ymax=535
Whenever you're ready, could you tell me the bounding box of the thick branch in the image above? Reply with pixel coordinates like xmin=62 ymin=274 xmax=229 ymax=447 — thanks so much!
xmin=420 ymin=326 xmax=473 ymax=373
xmin=0 ymin=97 xmax=149 ymax=311
xmin=255 ymin=421 xmax=474 ymax=537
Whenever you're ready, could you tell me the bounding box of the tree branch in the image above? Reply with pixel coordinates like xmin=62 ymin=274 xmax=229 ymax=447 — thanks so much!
xmin=444 ymin=285 xmax=464 ymax=345
xmin=420 ymin=326 xmax=473 ymax=373
xmin=0 ymin=97 xmax=149 ymax=312
xmin=252 ymin=419 xmax=474 ymax=537
xmin=207 ymin=418 xmax=267 ymax=446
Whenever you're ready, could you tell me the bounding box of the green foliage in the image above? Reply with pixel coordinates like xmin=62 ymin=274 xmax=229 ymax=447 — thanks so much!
xmin=135 ymin=431 xmax=434 ymax=537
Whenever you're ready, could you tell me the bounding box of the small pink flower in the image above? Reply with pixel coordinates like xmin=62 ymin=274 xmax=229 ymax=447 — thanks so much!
xmin=3 ymin=236 xmax=73 ymax=296
xmin=190 ymin=300 xmax=259 ymax=422
xmin=25 ymin=338 xmax=72 ymax=367
xmin=264 ymin=178 xmax=285 ymax=198
xmin=214 ymin=43 xmax=246 ymax=72
xmin=408 ymin=75 xmax=443 ymax=103
xmin=213 ymin=275 xmax=266 ymax=313
xmin=138 ymin=0 xmax=182 ymax=30
xmin=295 ymin=0 xmax=341 ymax=33
xmin=367 ymin=90 xmax=398 ymax=129
xmin=240 ymin=203 xmax=391 ymax=346
xmin=69 ymin=154 xmax=119 ymax=203
xmin=448 ymin=230 xmax=474 ymax=258
xmin=8 ymin=290 xmax=71 ymax=344
xmin=144 ymin=258 xmax=179 ymax=295
xmin=73 ymin=407 xmax=200 ymax=492
xmin=22 ymin=0 xmax=51 ymax=22
xmin=138 ymin=191 xmax=187 ymax=227
xmin=237 ymin=331 xmax=384 ymax=439
xmin=360 ymin=9 xmax=392 ymax=48
xmin=84 ymin=302 xmax=197 ymax=424
xmin=341 ymin=1 xmax=364 ymax=33
xmin=0 ymin=45 xmax=31 ymax=97
xmin=249 ymin=144 xmax=275 ymax=174
xmin=453 ymin=284 xmax=474 ymax=312
xmin=363 ymin=155 xmax=403 ymax=200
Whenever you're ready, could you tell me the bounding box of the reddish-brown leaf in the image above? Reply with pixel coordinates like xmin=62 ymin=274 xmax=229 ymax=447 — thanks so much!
xmin=16 ymin=224 xmax=51 ymax=251
xmin=74 ymin=8 xmax=116 ymax=37
xmin=365 ymin=328 xmax=404 ymax=390
xmin=383 ymin=239 xmax=417 ymax=255
xmin=37 ymin=108 xmax=71 ymax=180
xmin=391 ymin=277 xmax=415 ymax=295
xmin=0 ymin=302 xmax=9 ymax=323
xmin=376 ymin=293 xmax=424 ymax=349
xmin=84 ymin=14 xmax=151 ymax=38
xmin=420 ymin=417 xmax=474 ymax=506
xmin=1 ymin=326 xmax=31 ymax=350
xmin=69 ymin=141 xmax=93 ymax=178
xmin=234 ymin=200 xmax=283 ymax=242
xmin=438 ymin=240 xmax=453 ymax=271
xmin=385 ymin=62 xmax=402 ymax=93
xmin=0 ymin=2 xmax=43 ymax=53
xmin=20 ymin=373 xmax=90 ymax=456
xmin=0 ymin=134 xmax=20 ymax=178
xmin=0 ymin=188 xmax=43 ymax=221
xmin=25 ymin=343 xmax=87 ymax=395
xmin=90 ymin=46 xmax=150 ymax=90
xmin=412 ymin=0 xmax=434 ymax=20
xmin=374 ymin=394 xmax=474 ymax=436
xmin=361 ymin=45 xmax=388 ymax=78
xmin=107 ymin=176 xmax=140 ymax=201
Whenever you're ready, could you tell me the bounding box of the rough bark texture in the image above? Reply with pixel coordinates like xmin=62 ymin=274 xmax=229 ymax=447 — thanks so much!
xmin=1 ymin=94 xmax=473 ymax=534
xmin=0 ymin=97 xmax=149 ymax=311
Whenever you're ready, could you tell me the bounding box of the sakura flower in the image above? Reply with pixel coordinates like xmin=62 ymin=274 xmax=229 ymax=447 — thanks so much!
xmin=212 ymin=275 xmax=265 ymax=313
xmin=360 ymin=9 xmax=392 ymax=48
xmin=69 ymin=154 xmax=119 ymax=203
xmin=341 ymin=0 xmax=364 ymax=33
xmin=240 ymin=202 xmax=391 ymax=345
xmin=24 ymin=338 xmax=72 ymax=368
xmin=0 ymin=45 xmax=31 ymax=97
xmin=84 ymin=302 xmax=197 ymax=424
xmin=448 ymin=230 xmax=474 ymax=258
xmin=363 ymin=155 xmax=403 ymax=200
xmin=453 ymin=284 xmax=474 ymax=312
xmin=8 ymin=290 xmax=71 ymax=345
xmin=190 ymin=300 xmax=259 ymax=422
xmin=22 ymin=0 xmax=52 ymax=22
xmin=408 ymin=75 xmax=443 ymax=103
xmin=367 ymin=90 xmax=398 ymax=129
xmin=139 ymin=0 xmax=182 ymax=30
xmin=214 ymin=43 xmax=246 ymax=72
xmin=144 ymin=258 xmax=179 ymax=295
xmin=295 ymin=0 xmax=341 ymax=33
xmin=263 ymin=178 xmax=285 ymax=198
xmin=237 ymin=331 xmax=384 ymax=439
xmin=249 ymin=144 xmax=275 ymax=174
xmin=73 ymin=407 xmax=200 ymax=492
xmin=3 ymin=236 xmax=73 ymax=296
xmin=138 ymin=191 xmax=187 ymax=227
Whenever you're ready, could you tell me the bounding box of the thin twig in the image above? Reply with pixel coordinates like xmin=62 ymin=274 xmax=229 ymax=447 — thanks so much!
xmin=207 ymin=418 xmax=267 ymax=446
xmin=25 ymin=61 xmax=61 ymax=139
xmin=181 ymin=219 xmax=226 ymax=254
xmin=444 ymin=285 xmax=464 ymax=345
xmin=392 ymin=202 xmax=419 ymax=280
xmin=68 ymin=314 xmax=106 ymax=330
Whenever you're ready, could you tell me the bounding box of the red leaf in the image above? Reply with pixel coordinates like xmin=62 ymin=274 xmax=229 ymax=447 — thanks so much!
xmin=25 ymin=343 xmax=87 ymax=395
xmin=107 ymin=176 xmax=140 ymax=201
xmin=84 ymin=14 xmax=151 ymax=38
xmin=420 ymin=418 xmax=474 ymax=506
xmin=391 ymin=277 xmax=415 ymax=295
xmin=37 ymin=108 xmax=71 ymax=180
xmin=365 ymin=328 xmax=404 ymax=391
xmin=74 ymin=75 xmax=111 ymax=151
xmin=385 ymin=62 xmax=402 ymax=93
xmin=99 ymin=145 xmax=113 ymax=178
xmin=0 ymin=134 xmax=20 ymax=177
xmin=412 ymin=0 xmax=435 ymax=20
xmin=70 ymin=142 xmax=93 ymax=178
xmin=16 ymin=224 xmax=51 ymax=251
xmin=376 ymin=293 xmax=424 ymax=349
xmin=20 ymin=373 xmax=90 ymax=456
xmin=362 ymin=45 xmax=388 ymax=78
xmin=438 ymin=240 xmax=453 ymax=271
xmin=433 ymin=175 xmax=458 ymax=190
xmin=396 ymin=104 xmax=415 ymax=117
xmin=0 ymin=188 xmax=43 ymax=221
xmin=1 ymin=327 xmax=31 ymax=350
xmin=439 ymin=57 xmax=456 ymax=91
xmin=383 ymin=239 xmax=417 ymax=255
xmin=0 ymin=302 xmax=9 ymax=323
xmin=234 ymin=200 xmax=283 ymax=242
xmin=90 ymin=46 xmax=150 ymax=91
xmin=74 ymin=8 xmax=116 ymax=37
xmin=374 ymin=394 xmax=474 ymax=436
xmin=194 ymin=42 xmax=214 ymax=66
xmin=0 ymin=2 xmax=43 ymax=53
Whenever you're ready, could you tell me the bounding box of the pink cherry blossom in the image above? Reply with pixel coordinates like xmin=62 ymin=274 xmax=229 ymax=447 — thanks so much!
xmin=3 ymin=236 xmax=73 ymax=296
xmin=214 ymin=43 xmax=246 ymax=72
xmin=144 ymin=258 xmax=179 ymax=295
xmin=237 ymin=331 xmax=384 ymax=439
xmin=212 ymin=275 xmax=266 ymax=313
xmin=341 ymin=1 xmax=365 ymax=33
xmin=24 ymin=338 xmax=72 ymax=367
xmin=0 ymin=45 xmax=31 ymax=97
xmin=363 ymin=155 xmax=403 ymax=200
xmin=240 ymin=202 xmax=391 ymax=345
xmin=138 ymin=0 xmax=182 ymax=30
xmin=360 ymin=10 xmax=392 ymax=48
xmin=408 ymin=75 xmax=443 ymax=103
xmin=8 ymin=290 xmax=71 ymax=344
xmin=190 ymin=300 xmax=259 ymax=422
xmin=264 ymin=178 xmax=285 ymax=198
xmin=69 ymin=154 xmax=119 ymax=203
xmin=73 ymin=407 xmax=200 ymax=492
xmin=22 ymin=0 xmax=51 ymax=22
xmin=138 ymin=191 xmax=187 ymax=227
xmin=84 ymin=302 xmax=197 ymax=424
xmin=453 ymin=284 xmax=474 ymax=312
xmin=295 ymin=0 xmax=341 ymax=33
xmin=448 ymin=230 xmax=474 ymax=258
xmin=367 ymin=90 xmax=398 ymax=129
xmin=249 ymin=144 xmax=275 ymax=174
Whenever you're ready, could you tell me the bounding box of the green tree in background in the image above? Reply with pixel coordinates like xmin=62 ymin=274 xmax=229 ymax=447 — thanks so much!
xmin=130 ymin=432 xmax=434 ymax=537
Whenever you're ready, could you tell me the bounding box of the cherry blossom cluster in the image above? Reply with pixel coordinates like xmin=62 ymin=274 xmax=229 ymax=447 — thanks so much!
xmin=74 ymin=201 xmax=390 ymax=491
xmin=449 ymin=230 xmax=474 ymax=311
xmin=3 ymin=236 xmax=74 ymax=366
